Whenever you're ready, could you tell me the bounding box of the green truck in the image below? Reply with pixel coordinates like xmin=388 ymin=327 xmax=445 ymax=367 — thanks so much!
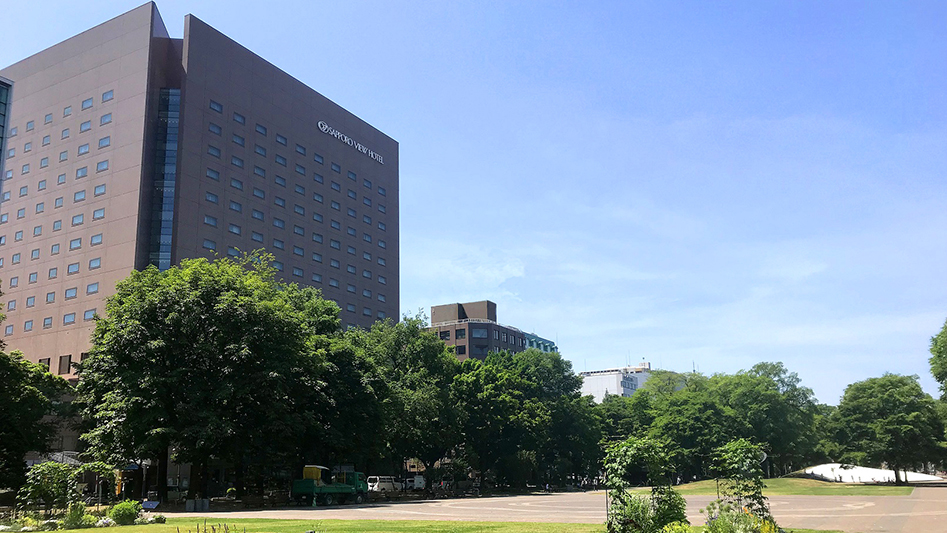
xmin=291 ymin=465 xmax=369 ymax=506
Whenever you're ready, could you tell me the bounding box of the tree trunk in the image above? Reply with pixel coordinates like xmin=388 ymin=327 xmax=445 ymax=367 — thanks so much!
xmin=156 ymin=450 xmax=169 ymax=502
xmin=234 ymin=457 xmax=246 ymax=499
xmin=893 ymin=467 xmax=903 ymax=485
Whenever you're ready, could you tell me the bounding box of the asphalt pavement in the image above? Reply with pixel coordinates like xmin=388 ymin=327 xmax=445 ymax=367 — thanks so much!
xmin=171 ymin=487 xmax=947 ymax=532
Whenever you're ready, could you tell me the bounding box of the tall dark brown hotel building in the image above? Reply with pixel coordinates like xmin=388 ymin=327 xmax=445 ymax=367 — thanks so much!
xmin=0 ymin=3 xmax=400 ymax=378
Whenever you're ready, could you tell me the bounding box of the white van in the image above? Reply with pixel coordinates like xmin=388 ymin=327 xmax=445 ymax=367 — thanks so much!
xmin=367 ymin=476 xmax=403 ymax=492
xmin=404 ymin=475 xmax=426 ymax=491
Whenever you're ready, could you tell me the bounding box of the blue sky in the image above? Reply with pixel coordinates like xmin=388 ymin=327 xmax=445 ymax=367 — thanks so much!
xmin=3 ymin=1 xmax=945 ymax=404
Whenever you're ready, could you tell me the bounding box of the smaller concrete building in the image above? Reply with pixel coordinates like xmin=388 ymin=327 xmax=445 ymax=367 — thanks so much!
xmin=579 ymin=362 xmax=652 ymax=402
xmin=430 ymin=300 xmax=557 ymax=361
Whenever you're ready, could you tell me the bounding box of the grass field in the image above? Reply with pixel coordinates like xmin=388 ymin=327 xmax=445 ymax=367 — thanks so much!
xmin=121 ymin=517 xmax=842 ymax=533
xmin=632 ymin=477 xmax=914 ymax=496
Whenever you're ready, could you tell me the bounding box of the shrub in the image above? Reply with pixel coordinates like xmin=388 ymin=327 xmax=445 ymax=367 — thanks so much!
xmin=701 ymin=499 xmax=779 ymax=533
xmin=107 ymin=501 xmax=140 ymax=526
xmin=152 ymin=516 xmax=166 ymax=524
xmin=608 ymin=494 xmax=654 ymax=533
xmin=651 ymin=487 xmax=687 ymax=526
xmin=660 ymin=522 xmax=690 ymax=533
xmin=61 ymin=503 xmax=97 ymax=530
xmin=93 ymin=518 xmax=114 ymax=528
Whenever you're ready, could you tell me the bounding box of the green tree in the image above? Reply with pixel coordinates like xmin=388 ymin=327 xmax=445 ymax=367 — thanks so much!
xmin=708 ymin=363 xmax=819 ymax=476
xmin=604 ymin=436 xmax=687 ymax=533
xmin=931 ymin=318 xmax=947 ymax=399
xmin=649 ymin=386 xmax=735 ymax=481
xmin=0 ymin=352 xmax=71 ymax=491
xmin=835 ymin=374 xmax=946 ymax=484
xmin=596 ymin=392 xmax=654 ymax=441
xmin=17 ymin=461 xmax=76 ymax=516
xmin=348 ymin=315 xmax=460 ymax=489
xmin=76 ymin=253 xmax=341 ymax=499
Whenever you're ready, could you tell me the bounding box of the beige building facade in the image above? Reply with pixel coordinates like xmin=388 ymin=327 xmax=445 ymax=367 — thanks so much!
xmin=0 ymin=3 xmax=399 ymax=387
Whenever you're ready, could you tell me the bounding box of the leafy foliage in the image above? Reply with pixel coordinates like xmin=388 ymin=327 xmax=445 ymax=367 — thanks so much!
xmin=604 ymin=436 xmax=687 ymax=533
xmin=833 ymin=373 xmax=945 ymax=483
xmin=931 ymin=318 xmax=947 ymax=399
xmin=108 ymin=500 xmax=141 ymax=525
xmin=0 ymin=352 xmax=71 ymax=491
xmin=711 ymin=439 xmax=772 ymax=522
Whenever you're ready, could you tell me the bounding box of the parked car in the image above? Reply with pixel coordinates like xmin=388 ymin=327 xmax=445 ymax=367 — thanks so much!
xmin=404 ymin=475 xmax=426 ymax=491
xmin=367 ymin=475 xmax=403 ymax=492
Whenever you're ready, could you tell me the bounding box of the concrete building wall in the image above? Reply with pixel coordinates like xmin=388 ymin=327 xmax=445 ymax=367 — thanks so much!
xmin=579 ymin=365 xmax=652 ymax=403
xmin=174 ymin=15 xmax=399 ymax=327
xmin=0 ymin=3 xmax=170 ymax=377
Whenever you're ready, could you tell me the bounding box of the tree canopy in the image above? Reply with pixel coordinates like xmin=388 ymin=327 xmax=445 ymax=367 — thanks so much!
xmin=0 ymin=351 xmax=71 ymax=491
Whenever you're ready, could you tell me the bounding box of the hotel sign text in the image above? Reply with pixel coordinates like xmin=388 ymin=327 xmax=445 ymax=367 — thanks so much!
xmin=318 ymin=121 xmax=384 ymax=165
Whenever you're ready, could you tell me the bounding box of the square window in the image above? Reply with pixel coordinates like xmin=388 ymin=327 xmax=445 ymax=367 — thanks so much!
xmin=206 ymin=168 xmax=220 ymax=180
xmin=231 ymin=155 xmax=244 ymax=168
xmin=253 ymin=187 xmax=265 ymax=199
xmin=26 ymin=120 xmax=35 ymax=131
xmin=87 ymin=282 xmax=99 ymax=294
xmin=84 ymin=309 xmax=96 ymax=321
xmin=232 ymin=133 xmax=245 ymax=146
xmin=276 ymin=134 xmax=287 ymax=146
xmin=78 ymin=144 xmax=90 ymax=155
xmin=76 ymin=167 xmax=88 ymax=179
xmin=93 ymin=208 xmax=105 ymax=220
xmin=210 ymin=100 xmax=223 ymax=113
xmin=295 ymin=164 xmax=305 ymax=175
xmin=273 ymin=239 xmax=284 ymax=250
xmin=24 ymin=320 xmax=33 ymax=331
xmin=30 ymin=249 xmax=39 ymax=260
xmin=205 ymin=192 xmax=219 ymax=204
xmin=231 ymin=178 xmax=243 ymax=190
xmin=4 ymin=325 xmax=12 ymax=336
xmin=254 ymin=166 xmax=266 ymax=177
xmin=80 ymin=120 xmax=91 ymax=132
xmin=60 ymin=151 xmax=68 ymax=162
xmin=65 ymin=288 xmax=78 ymax=299
xmin=208 ymin=145 xmax=221 ymax=158
xmin=63 ymin=106 xmax=72 ymax=117
xmin=89 ymin=258 xmax=101 ymax=269
xmin=26 ymin=297 xmax=35 ymax=307
xmin=233 ymin=111 xmax=245 ymax=124
xmin=45 ymin=113 xmax=53 ymax=124
xmin=82 ymin=97 xmax=93 ymax=110
xmin=43 ymin=135 xmax=51 ymax=146
xmin=98 ymin=136 xmax=110 ymax=148
xmin=72 ymin=214 xmax=84 ymax=226
xmin=33 ymin=225 xmax=42 ymax=236
xmin=67 ymin=263 xmax=79 ymax=274
xmin=16 ymin=208 xmax=24 ymax=219
xmin=38 ymin=180 xmax=47 ymax=191
xmin=94 ymin=184 xmax=106 ymax=196
xmin=331 ymin=163 xmax=341 ymax=173
xmin=102 ymin=89 xmax=114 ymax=102
xmin=62 ymin=128 xmax=70 ymax=139
xmin=204 ymin=215 xmax=217 ymax=227
xmin=96 ymin=160 xmax=109 ymax=172
xmin=293 ymin=225 xmax=304 ymax=236
xmin=74 ymin=190 xmax=86 ymax=202
xmin=251 ymin=232 xmax=263 ymax=242
xmin=53 ymin=220 xmax=62 ymax=231
xmin=19 ymin=186 xmax=27 ymax=197
xmin=46 ymin=292 xmax=55 ymax=303
xmin=275 ymin=154 xmax=287 ymax=166
xmin=203 ymin=239 xmax=216 ymax=250
xmin=100 ymin=113 xmax=112 ymax=125
xmin=90 ymin=234 xmax=103 ymax=245
xmin=255 ymin=145 xmax=267 ymax=156
xmin=251 ymin=209 xmax=264 ymax=221
xmin=43 ymin=317 xmax=52 ymax=329
xmin=209 ymin=122 xmax=222 ymax=135
xmin=255 ymin=124 xmax=267 ymax=135
xmin=228 ymin=223 xmax=241 ymax=235
xmin=314 ymin=153 xmax=324 ymax=164
xmin=51 ymin=244 xmax=60 ymax=254
xmin=9 ymin=277 xmax=17 ymax=287
xmin=48 ymin=267 xmax=58 ymax=279
xmin=40 ymin=157 xmax=49 ymax=168
xmin=64 ymin=313 xmax=76 ymax=325
xmin=229 ymin=200 xmax=242 ymax=212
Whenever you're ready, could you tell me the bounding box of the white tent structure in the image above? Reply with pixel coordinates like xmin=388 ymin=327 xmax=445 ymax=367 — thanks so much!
xmin=805 ymin=463 xmax=941 ymax=483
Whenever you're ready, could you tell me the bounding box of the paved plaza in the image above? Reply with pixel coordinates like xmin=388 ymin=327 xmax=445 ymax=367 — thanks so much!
xmin=173 ymin=486 xmax=947 ymax=532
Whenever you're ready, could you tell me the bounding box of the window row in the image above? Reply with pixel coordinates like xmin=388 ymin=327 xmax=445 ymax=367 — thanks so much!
xmin=0 ymin=204 xmax=106 ymax=226
xmin=7 ymin=90 xmax=113 ymax=139
xmin=4 ymin=257 xmax=101 ymax=287
xmin=3 ymin=308 xmax=97 ymax=336
xmin=205 ymin=99 xmax=387 ymax=193
xmin=3 ymin=183 xmax=106 ymax=206
xmin=0 ymin=229 xmax=103 ymax=251
xmin=6 ymin=134 xmax=111 ymax=161
xmin=6 ymin=280 xmax=101 ymax=310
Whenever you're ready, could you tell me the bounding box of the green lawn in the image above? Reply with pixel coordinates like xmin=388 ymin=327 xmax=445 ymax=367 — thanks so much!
xmin=129 ymin=517 xmax=840 ymax=533
xmin=632 ymin=477 xmax=913 ymax=496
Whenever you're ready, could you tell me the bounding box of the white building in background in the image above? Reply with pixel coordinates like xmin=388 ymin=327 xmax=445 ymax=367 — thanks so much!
xmin=579 ymin=362 xmax=652 ymax=403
